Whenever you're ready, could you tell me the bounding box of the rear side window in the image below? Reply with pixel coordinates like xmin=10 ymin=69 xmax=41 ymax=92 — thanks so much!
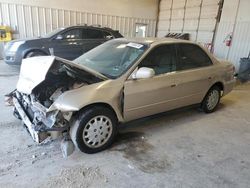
xmin=102 ymin=31 xmax=114 ymax=39
xmin=176 ymin=43 xmax=212 ymax=71
xmin=85 ymin=29 xmax=104 ymax=39
xmin=62 ymin=29 xmax=82 ymax=39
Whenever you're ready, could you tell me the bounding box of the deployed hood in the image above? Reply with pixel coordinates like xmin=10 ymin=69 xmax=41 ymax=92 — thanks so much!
xmin=16 ymin=56 xmax=107 ymax=94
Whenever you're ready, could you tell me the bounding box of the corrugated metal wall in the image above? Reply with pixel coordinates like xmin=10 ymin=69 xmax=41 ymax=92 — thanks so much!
xmin=157 ymin=0 xmax=220 ymax=45
xmin=214 ymin=21 xmax=250 ymax=70
xmin=0 ymin=2 xmax=157 ymax=39
xmin=213 ymin=0 xmax=250 ymax=70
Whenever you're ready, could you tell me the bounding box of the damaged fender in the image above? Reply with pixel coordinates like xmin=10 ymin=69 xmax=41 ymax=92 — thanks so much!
xmin=48 ymin=80 xmax=124 ymax=122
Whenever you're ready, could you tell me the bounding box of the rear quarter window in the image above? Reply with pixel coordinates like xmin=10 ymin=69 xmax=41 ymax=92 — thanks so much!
xmin=102 ymin=31 xmax=114 ymax=39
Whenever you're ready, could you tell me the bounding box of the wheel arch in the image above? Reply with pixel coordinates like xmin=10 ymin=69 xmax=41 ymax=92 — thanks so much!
xmin=23 ymin=49 xmax=49 ymax=58
xmin=202 ymin=81 xmax=224 ymax=103
xmin=210 ymin=82 xmax=224 ymax=93
xmin=74 ymin=102 xmax=120 ymax=122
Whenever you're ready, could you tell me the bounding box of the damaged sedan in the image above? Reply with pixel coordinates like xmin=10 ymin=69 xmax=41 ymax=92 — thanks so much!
xmin=6 ymin=38 xmax=236 ymax=155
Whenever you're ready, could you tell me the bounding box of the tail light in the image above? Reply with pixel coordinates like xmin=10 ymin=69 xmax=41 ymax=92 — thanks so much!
xmin=231 ymin=65 xmax=235 ymax=74
xmin=228 ymin=65 xmax=236 ymax=79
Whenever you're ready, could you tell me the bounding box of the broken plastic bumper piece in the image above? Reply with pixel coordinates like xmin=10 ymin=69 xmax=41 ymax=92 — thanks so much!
xmin=13 ymin=97 xmax=49 ymax=143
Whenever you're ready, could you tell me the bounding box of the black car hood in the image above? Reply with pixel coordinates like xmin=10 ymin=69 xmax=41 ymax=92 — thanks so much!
xmin=9 ymin=37 xmax=43 ymax=44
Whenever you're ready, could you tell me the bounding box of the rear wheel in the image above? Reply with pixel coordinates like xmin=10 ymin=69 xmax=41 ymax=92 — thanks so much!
xmin=70 ymin=106 xmax=118 ymax=154
xmin=201 ymin=86 xmax=221 ymax=113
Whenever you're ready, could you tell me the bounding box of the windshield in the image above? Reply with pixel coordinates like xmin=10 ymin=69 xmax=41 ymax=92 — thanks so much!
xmin=42 ymin=28 xmax=64 ymax=38
xmin=74 ymin=40 xmax=148 ymax=78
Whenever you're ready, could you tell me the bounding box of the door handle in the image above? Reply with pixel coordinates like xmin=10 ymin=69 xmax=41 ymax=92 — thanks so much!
xmin=171 ymin=84 xmax=177 ymax=87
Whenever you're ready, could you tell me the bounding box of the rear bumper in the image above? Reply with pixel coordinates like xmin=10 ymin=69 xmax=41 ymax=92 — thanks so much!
xmin=13 ymin=97 xmax=48 ymax=143
xmin=223 ymin=78 xmax=236 ymax=96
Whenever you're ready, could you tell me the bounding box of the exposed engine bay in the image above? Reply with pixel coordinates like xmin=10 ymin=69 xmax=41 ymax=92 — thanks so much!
xmin=8 ymin=56 xmax=104 ymax=145
xmin=32 ymin=61 xmax=88 ymax=108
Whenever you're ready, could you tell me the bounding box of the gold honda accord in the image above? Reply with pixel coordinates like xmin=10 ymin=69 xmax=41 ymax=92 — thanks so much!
xmin=8 ymin=38 xmax=235 ymax=154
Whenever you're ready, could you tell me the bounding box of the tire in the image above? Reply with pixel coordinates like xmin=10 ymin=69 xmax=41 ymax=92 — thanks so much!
xmin=25 ymin=51 xmax=46 ymax=58
xmin=70 ymin=106 xmax=118 ymax=154
xmin=201 ymin=86 xmax=221 ymax=113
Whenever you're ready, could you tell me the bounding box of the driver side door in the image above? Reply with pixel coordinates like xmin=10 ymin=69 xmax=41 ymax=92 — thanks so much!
xmin=123 ymin=44 xmax=181 ymax=121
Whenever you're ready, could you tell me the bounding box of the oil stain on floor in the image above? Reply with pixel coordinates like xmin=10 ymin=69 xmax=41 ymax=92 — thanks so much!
xmin=111 ymin=131 xmax=171 ymax=173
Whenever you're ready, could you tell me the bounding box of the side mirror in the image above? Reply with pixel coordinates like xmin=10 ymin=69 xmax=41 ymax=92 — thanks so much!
xmin=55 ymin=34 xmax=63 ymax=40
xmin=132 ymin=67 xmax=155 ymax=79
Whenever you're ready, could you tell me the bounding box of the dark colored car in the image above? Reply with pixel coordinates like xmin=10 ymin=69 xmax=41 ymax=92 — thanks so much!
xmin=4 ymin=25 xmax=123 ymax=65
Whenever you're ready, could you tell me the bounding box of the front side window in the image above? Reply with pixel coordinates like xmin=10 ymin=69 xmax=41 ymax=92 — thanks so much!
xmin=139 ymin=44 xmax=177 ymax=75
xmin=74 ymin=40 xmax=148 ymax=78
xmin=176 ymin=43 xmax=212 ymax=71
xmin=42 ymin=28 xmax=64 ymax=38
xmin=62 ymin=29 xmax=82 ymax=39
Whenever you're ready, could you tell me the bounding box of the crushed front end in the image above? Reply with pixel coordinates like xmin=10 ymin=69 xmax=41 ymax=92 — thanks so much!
xmin=7 ymin=56 xmax=104 ymax=144
xmin=12 ymin=90 xmax=72 ymax=143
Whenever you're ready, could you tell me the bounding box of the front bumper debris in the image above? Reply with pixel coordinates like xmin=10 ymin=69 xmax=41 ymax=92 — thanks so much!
xmin=12 ymin=90 xmax=72 ymax=143
xmin=13 ymin=97 xmax=48 ymax=143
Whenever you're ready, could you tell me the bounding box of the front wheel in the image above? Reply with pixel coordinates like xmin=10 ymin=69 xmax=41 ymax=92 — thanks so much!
xmin=201 ymin=86 xmax=221 ymax=113
xmin=70 ymin=106 xmax=118 ymax=154
xmin=25 ymin=51 xmax=46 ymax=58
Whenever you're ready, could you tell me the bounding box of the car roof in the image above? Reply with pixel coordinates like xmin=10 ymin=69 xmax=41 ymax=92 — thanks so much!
xmin=113 ymin=37 xmax=194 ymax=46
xmin=62 ymin=25 xmax=117 ymax=32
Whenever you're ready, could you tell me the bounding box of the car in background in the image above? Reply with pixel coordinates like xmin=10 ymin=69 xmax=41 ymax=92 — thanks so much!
xmin=4 ymin=25 xmax=123 ymax=65
xmin=7 ymin=38 xmax=235 ymax=155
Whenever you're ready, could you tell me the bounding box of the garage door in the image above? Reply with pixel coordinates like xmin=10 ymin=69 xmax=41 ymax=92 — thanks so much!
xmin=157 ymin=0 xmax=222 ymax=46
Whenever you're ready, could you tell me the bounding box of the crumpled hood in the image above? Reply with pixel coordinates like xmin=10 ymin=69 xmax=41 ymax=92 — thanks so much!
xmin=16 ymin=56 xmax=107 ymax=94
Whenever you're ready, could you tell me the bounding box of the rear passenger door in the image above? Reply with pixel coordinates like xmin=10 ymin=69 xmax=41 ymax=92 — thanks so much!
xmin=82 ymin=29 xmax=113 ymax=53
xmin=174 ymin=43 xmax=215 ymax=105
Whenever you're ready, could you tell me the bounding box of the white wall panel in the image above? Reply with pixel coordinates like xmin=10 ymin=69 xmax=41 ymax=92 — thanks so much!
xmin=1 ymin=0 xmax=158 ymax=20
xmin=186 ymin=0 xmax=201 ymax=7
xmin=227 ymin=22 xmax=250 ymax=68
xmin=200 ymin=5 xmax=219 ymax=18
xmin=171 ymin=9 xmax=185 ymax=19
xmin=213 ymin=0 xmax=250 ymax=69
xmin=159 ymin=10 xmax=171 ymax=19
xmin=0 ymin=2 xmax=156 ymax=39
xmin=183 ymin=19 xmax=199 ymax=31
xmin=214 ymin=21 xmax=250 ymax=70
xmin=158 ymin=20 xmax=170 ymax=30
xmin=199 ymin=19 xmax=216 ymax=31
xmin=196 ymin=31 xmax=214 ymax=43
xmin=172 ymin=0 xmax=186 ymax=8
xmin=185 ymin=7 xmax=200 ymax=19
xmin=203 ymin=0 xmax=219 ymax=6
xmin=170 ymin=20 xmax=183 ymax=31
xmin=160 ymin=0 xmax=172 ymax=9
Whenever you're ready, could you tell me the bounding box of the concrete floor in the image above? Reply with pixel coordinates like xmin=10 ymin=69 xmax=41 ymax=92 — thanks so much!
xmin=0 ymin=61 xmax=250 ymax=188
